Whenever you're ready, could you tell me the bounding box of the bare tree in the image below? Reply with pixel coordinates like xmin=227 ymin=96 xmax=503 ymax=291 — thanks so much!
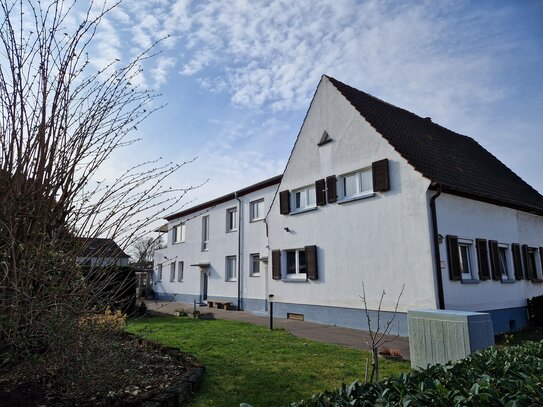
xmin=131 ymin=236 xmax=165 ymax=266
xmin=0 ymin=0 xmax=193 ymax=399
xmin=360 ymin=282 xmax=405 ymax=383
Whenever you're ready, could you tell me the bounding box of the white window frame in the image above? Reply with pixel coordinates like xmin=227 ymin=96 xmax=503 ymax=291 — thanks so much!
xmin=170 ymin=262 xmax=176 ymax=282
xmin=226 ymin=207 xmax=237 ymax=232
xmin=292 ymin=185 xmax=316 ymax=212
xmin=526 ymin=247 xmax=542 ymax=280
xmin=173 ymin=223 xmax=185 ymax=244
xmin=250 ymin=199 xmax=265 ymax=221
xmin=225 ymin=255 xmax=237 ymax=282
xmin=201 ymin=216 xmax=209 ymax=251
xmin=177 ymin=261 xmax=184 ymax=282
xmin=250 ymin=253 xmax=261 ymax=277
xmin=157 ymin=264 xmax=162 ymax=281
xmin=339 ymin=167 xmax=373 ymax=201
xmin=285 ymin=249 xmax=307 ymax=280
xmin=498 ymin=243 xmax=512 ymax=280
xmin=458 ymin=239 xmax=476 ymax=281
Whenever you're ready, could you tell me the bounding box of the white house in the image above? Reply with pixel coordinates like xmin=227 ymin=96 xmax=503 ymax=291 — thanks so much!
xmin=77 ymin=237 xmax=130 ymax=267
xmin=154 ymin=75 xmax=543 ymax=336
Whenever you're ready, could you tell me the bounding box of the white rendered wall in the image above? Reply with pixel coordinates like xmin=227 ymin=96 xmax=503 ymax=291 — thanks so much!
xmin=437 ymin=193 xmax=543 ymax=311
xmin=266 ymin=76 xmax=437 ymax=313
xmin=153 ymin=184 xmax=277 ymax=307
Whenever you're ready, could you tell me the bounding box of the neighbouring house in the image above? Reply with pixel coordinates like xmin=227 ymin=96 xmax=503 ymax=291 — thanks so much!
xmin=77 ymin=237 xmax=130 ymax=267
xmin=154 ymin=75 xmax=543 ymax=336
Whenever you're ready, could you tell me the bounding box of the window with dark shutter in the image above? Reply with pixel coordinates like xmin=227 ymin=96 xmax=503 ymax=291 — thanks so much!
xmin=487 ymin=240 xmax=501 ymax=281
xmin=512 ymin=244 xmax=523 ymax=280
xmin=372 ymin=159 xmax=390 ymax=192
xmin=315 ymin=179 xmax=326 ymax=206
xmin=326 ymin=175 xmax=337 ymax=203
xmin=305 ymin=245 xmax=318 ymax=280
xmin=476 ymin=239 xmax=490 ymax=280
xmin=446 ymin=235 xmax=461 ymax=281
xmin=272 ymin=250 xmax=281 ymax=280
xmin=279 ymin=190 xmax=290 ymax=215
xmin=522 ymin=245 xmax=536 ymax=280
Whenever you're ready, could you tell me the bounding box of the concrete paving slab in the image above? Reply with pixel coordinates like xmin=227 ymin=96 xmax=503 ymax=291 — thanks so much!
xmin=145 ymin=300 xmax=410 ymax=360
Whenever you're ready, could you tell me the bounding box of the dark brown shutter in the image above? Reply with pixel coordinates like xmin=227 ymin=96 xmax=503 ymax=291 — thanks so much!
xmin=476 ymin=239 xmax=490 ymax=280
xmin=487 ymin=240 xmax=501 ymax=281
xmin=446 ymin=235 xmax=461 ymax=281
xmin=540 ymin=248 xmax=543 ymax=279
xmin=305 ymin=245 xmax=318 ymax=280
xmin=272 ymin=250 xmax=281 ymax=280
xmin=279 ymin=190 xmax=290 ymax=215
xmin=315 ymin=179 xmax=326 ymax=206
xmin=326 ymin=175 xmax=337 ymax=203
xmin=522 ymin=244 xmax=535 ymax=280
xmin=372 ymin=159 xmax=390 ymax=192
xmin=512 ymin=244 xmax=523 ymax=280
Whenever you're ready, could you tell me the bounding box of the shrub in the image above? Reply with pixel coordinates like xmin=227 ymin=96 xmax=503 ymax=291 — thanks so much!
xmin=283 ymin=341 xmax=543 ymax=407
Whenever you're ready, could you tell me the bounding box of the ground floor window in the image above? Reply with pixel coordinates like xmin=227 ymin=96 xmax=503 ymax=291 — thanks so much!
xmin=226 ymin=255 xmax=237 ymax=281
xmin=250 ymin=253 xmax=260 ymax=276
xmin=458 ymin=240 xmax=475 ymax=280
xmin=177 ymin=261 xmax=184 ymax=282
xmin=157 ymin=264 xmax=162 ymax=281
xmin=170 ymin=262 xmax=176 ymax=282
xmin=498 ymin=245 xmax=510 ymax=279
xmin=286 ymin=249 xmax=306 ymax=276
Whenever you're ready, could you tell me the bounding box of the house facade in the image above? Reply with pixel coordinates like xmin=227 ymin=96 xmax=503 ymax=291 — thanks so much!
xmin=154 ymin=76 xmax=543 ymax=336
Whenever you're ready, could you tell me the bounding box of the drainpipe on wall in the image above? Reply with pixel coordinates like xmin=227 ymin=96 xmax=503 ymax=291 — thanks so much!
xmin=430 ymin=183 xmax=445 ymax=310
xmin=235 ymin=192 xmax=242 ymax=311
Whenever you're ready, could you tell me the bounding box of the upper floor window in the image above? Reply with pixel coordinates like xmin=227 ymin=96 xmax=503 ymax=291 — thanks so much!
xmin=226 ymin=207 xmax=237 ymax=232
xmin=250 ymin=199 xmax=264 ymax=221
xmin=292 ymin=185 xmax=316 ymax=211
xmin=173 ymin=223 xmax=185 ymax=244
xmin=226 ymin=255 xmax=237 ymax=281
xmin=201 ymin=216 xmax=209 ymax=251
xmin=340 ymin=168 xmax=373 ymax=199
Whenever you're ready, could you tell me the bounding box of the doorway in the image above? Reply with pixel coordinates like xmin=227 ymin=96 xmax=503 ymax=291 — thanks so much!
xmin=201 ymin=271 xmax=208 ymax=303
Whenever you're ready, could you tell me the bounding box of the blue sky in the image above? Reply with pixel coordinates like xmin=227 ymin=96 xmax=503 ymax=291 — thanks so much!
xmin=90 ymin=0 xmax=543 ymax=212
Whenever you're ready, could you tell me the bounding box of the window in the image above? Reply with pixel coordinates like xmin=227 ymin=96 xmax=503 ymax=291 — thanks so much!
xmin=173 ymin=223 xmax=185 ymax=243
xmin=226 ymin=255 xmax=237 ymax=281
xmin=498 ymin=245 xmax=510 ymax=279
xmin=340 ymin=168 xmax=373 ymax=199
xmin=250 ymin=199 xmax=264 ymax=221
xmin=170 ymin=262 xmax=176 ymax=282
xmin=250 ymin=253 xmax=260 ymax=276
xmin=226 ymin=207 xmax=237 ymax=232
xmin=526 ymin=247 xmax=541 ymax=279
xmin=458 ymin=242 xmax=475 ymax=280
xmin=177 ymin=261 xmax=184 ymax=282
xmin=201 ymin=216 xmax=209 ymax=251
xmin=292 ymin=186 xmax=316 ymax=211
xmin=286 ymin=249 xmax=307 ymax=276
xmin=157 ymin=264 xmax=162 ymax=281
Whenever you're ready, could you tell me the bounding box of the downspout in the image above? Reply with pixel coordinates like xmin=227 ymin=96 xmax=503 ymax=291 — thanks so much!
xmin=235 ymin=192 xmax=242 ymax=310
xmin=430 ymin=183 xmax=445 ymax=310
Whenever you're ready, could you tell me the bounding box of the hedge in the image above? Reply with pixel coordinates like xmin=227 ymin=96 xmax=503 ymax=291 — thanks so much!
xmin=280 ymin=341 xmax=543 ymax=407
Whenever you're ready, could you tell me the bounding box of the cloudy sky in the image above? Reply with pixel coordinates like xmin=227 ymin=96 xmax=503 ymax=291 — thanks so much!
xmin=89 ymin=0 xmax=543 ymax=213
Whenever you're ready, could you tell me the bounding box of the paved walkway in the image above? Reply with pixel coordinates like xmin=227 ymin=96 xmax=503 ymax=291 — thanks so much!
xmin=147 ymin=300 xmax=410 ymax=360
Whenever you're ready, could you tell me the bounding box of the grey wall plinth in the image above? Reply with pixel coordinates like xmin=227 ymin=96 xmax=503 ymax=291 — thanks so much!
xmin=408 ymin=309 xmax=494 ymax=369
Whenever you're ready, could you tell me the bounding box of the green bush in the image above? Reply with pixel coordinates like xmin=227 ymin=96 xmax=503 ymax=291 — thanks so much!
xmin=284 ymin=341 xmax=543 ymax=407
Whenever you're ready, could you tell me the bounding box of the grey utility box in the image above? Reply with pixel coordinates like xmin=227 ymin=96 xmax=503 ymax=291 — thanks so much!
xmin=408 ymin=309 xmax=494 ymax=369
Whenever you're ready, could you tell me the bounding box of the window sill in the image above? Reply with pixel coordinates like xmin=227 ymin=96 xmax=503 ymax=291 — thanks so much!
xmin=290 ymin=206 xmax=317 ymax=216
xmin=500 ymin=279 xmax=515 ymax=284
xmin=226 ymin=279 xmax=237 ymax=283
xmin=461 ymin=279 xmax=479 ymax=284
xmin=250 ymin=218 xmax=264 ymax=223
xmin=249 ymin=274 xmax=261 ymax=277
xmin=337 ymin=192 xmax=375 ymax=204
xmin=226 ymin=229 xmax=237 ymax=233
xmin=283 ymin=275 xmax=308 ymax=282
xmin=172 ymin=241 xmax=185 ymax=245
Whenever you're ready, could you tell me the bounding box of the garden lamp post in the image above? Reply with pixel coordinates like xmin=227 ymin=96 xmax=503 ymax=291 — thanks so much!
xmin=268 ymin=294 xmax=274 ymax=330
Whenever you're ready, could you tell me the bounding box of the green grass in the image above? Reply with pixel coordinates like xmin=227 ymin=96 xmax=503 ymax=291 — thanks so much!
xmin=127 ymin=316 xmax=409 ymax=407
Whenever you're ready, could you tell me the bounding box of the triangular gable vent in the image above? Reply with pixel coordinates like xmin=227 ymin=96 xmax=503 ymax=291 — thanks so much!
xmin=317 ymin=131 xmax=332 ymax=146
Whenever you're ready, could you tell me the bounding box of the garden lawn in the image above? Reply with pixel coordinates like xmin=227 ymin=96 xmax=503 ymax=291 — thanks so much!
xmin=127 ymin=316 xmax=409 ymax=407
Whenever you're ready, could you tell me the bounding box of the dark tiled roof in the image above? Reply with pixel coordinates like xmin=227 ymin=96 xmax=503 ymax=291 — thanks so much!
xmin=77 ymin=237 xmax=129 ymax=259
xmin=328 ymin=76 xmax=543 ymax=215
xmin=165 ymin=174 xmax=283 ymax=221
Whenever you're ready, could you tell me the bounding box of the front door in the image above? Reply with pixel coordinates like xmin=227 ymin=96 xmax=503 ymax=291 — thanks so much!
xmin=202 ymin=272 xmax=208 ymax=302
